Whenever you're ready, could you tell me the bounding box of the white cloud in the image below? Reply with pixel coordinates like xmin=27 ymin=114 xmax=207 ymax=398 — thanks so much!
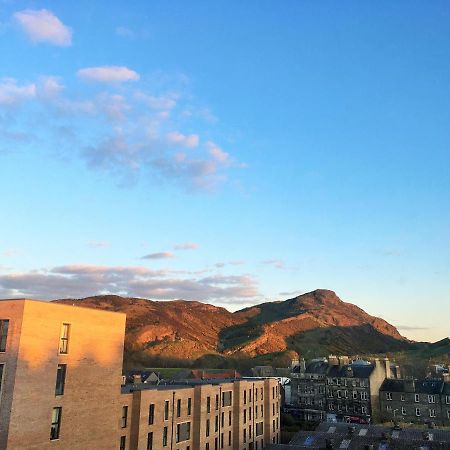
xmin=0 ymin=264 xmax=260 ymax=303
xmin=14 ymin=9 xmax=72 ymax=46
xmin=141 ymin=251 xmax=175 ymax=260
xmin=167 ymin=131 xmax=199 ymax=148
xmin=135 ymin=92 xmax=177 ymax=110
xmin=0 ymin=78 xmax=36 ymax=105
xmin=87 ymin=241 xmax=110 ymax=249
xmin=174 ymin=242 xmax=199 ymax=250
xmin=77 ymin=66 xmax=140 ymax=83
xmin=206 ymin=141 xmax=230 ymax=163
xmin=262 ymin=259 xmax=285 ymax=269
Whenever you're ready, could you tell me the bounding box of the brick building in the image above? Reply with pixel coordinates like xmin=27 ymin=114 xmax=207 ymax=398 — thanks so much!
xmin=380 ymin=378 xmax=450 ymax=427
xmin=290 ymin=356 xmax=394 ymax=424
xmin=0 ymin=298 xmax=281 ymax=450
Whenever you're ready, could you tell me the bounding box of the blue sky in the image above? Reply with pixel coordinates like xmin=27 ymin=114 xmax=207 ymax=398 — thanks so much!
xmin=0 ymin=1 xmax=449 ymax=341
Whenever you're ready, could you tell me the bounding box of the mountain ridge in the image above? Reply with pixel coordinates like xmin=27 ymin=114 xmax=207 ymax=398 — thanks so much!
xmin=54 ymin=289 xmax=423 ymax=366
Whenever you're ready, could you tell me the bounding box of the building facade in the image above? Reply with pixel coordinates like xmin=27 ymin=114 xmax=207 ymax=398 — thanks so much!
xmin=290 ymin=356 xmax=394 ymax=424
xmin=380 ymin=378 xmax=450 ymax=427
xmin=0 ymin=298 xmax=281 ymax=450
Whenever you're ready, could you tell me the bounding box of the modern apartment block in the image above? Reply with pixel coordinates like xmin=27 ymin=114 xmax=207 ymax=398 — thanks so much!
xmin=290 ymin=356 xmax=395 ymax=424
xmin=0 ymin=298 xmax=280 ymax=450
xmin=380 ymin=378 xmax=450 ymax=427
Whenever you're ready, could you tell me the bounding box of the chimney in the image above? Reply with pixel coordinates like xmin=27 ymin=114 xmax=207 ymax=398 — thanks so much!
xmin=384 ymin=358 xmax=391 ymax=379
xmin=339 ymin=356 xmax=349 ymax=366
xmin=328 ymin=355 xmax=339 ymax=366
xmin=133 ymin=374 xmax=142 ymax=384
xmin=404 ymin=378 xmax=415 ymax=393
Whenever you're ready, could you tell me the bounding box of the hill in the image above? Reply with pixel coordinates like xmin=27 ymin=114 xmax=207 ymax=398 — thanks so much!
xmin=55 ymin=289 xmax=419 ymax=367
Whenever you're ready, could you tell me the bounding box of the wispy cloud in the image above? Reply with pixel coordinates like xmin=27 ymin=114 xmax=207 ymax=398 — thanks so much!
xmin=115 ymin=26 xmax=135 ymax=39
xmin=0 ymin=264 xmax=260 ymax=303
xmin=167 ymin=131 xmax=199 ymax=148
xmin=87 ymin=241 xmax=110 ymax=249
xmin=0 ymin=71 xmax=245 ymax=191
xmin=77 ymin=66 xmax=140 ymax=83
xmin=141 ymin=251 xmax=175 ymax=260
xmin=174 ymin=242 xmax=200 ymax=250
xmin=1 ymin=249 xmax=18 ymax=257
xmin=262 ymin=259 xmax=285 ymax=269
xmin=0 ymin=78 xmax=36 ymax=105
xmin=214 ymin=260 xmax=245 ymax=268
xmin=14 ymin=9 xmax=72 ymax=46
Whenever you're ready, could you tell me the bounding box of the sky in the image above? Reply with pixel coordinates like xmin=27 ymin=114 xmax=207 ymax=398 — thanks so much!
xmin=0 ymin=1 xmax=449 ymax=342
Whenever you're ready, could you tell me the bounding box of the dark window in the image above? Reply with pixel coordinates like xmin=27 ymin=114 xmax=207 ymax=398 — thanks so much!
xmin=206 ymin=444 xmax=209 ymax=450
xmin=177 ymin=398 xmax=181 ymax=417
xmin=149 ymin=404 xmax=155 ymax=424
xmin=222 ymin=391 xmax=232 ymax=407
xmin=0 ymin=363 xmax=5 ymax=397
xmin=207 ymin=396 xmax=211 ymax=413
xmin=206 ymin=419 xmax=210 ymax=437
xmin=214 ymin=437 xmax=218 ymax=450
xmin=229 ymin=411 xmax=232 ymax=426
xmin=59 ymin=323 xmax=70 ymax=354
xmin=215 ymin=394 xmax=219 ymax=410
xmin=228 ymin=430 xmax=231 ymax=446
xmin=147 ymin=432 xmax=153 ymax=450
xmin=50 ymin=407 xmax=62 ymax=440
xmin=120 ymin=435 xmax=126 ymax=450
xmin=244 ymin=390 xmax=247 ymax=404
xmin=176 ymin=422 xmax=191 ymax=442
xmin=121 ymin=406 xmax=128 ymax=428
xmin=221 ymin=432 xmax=224 ymax=449
xmin=164 ymin=400 xmax=169 ymax=420
xmin=0 ymin=320 xmax=9 ymax=352
xmin=215 ymin=415 xmax=218 ymax=432
xmin=163 ymin=426 xmax=168 ymax=447
xmin=188 ymin=397 xmax=192 ymax=415
xmin=55 ymin=364 xmax=66 ymax=396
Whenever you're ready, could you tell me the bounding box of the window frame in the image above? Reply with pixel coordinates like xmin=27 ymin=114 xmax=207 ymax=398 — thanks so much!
xmin=0 ymin=320 xmax=9 ymax=352
xmin=50 ymin=407 xmax=62 ymax=440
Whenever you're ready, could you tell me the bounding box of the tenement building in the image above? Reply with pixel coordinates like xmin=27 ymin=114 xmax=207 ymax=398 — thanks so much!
xmin=380 ymin=378 xmax=450 ymax=426
xmin=0 ymin=298 xmax=281 ymax=450
xmin=290 ymin=355 xmax=395 ymax=424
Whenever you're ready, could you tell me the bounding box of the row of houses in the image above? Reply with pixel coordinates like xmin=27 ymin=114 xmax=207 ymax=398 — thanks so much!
xmin=0 ymin=299 xmax=281 ymax=450
xmin=289 ymin=356 xmax=450 ymax=427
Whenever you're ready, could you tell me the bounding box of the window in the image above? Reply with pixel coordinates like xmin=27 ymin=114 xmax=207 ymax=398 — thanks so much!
xmin=59 ymin=323 xmax=70 ymax=354
xmin=243 ymin=429 xmax=246 ymax=443
xmin=206 ymin=419 xmax=210 ymax=437
xmin=401 ymin=394 xmax=405 ymax=402
xmin=50 ymin=407 xmax=62 ymax=440
xmin=447 ymin=410 xmax=450 ymax=419
xmin=215 ymin=415 xmax=218 ymax=432
xmin=176 ymin=422 xmax=191 ymax=443
xmin=147 ymin=432 xmax=153 ymax=450
xmin=121 ymin=406 xmax=128 ymax=428
xmin=55 ymin=364 xmax=66 ymax=396
xmin=272 ymin=420 xmax=275 ymax=432
xmin=163 ymin=427 xmax=168 ymax=447
xmin=416 ymin=408 xmax=421 ymax=416
xmin=244 ymin=390 xmax=247 ymax=404
xmin=386 ymin=405 xmax=392 ymax=411
xmin=386 ymin=392 xmax=392 ymax=401
xmin=428 ymin=395 xmax=436 ymax=403
xmin=352 ymin=391 xmax=358 ymax=400
xmin=244 ymin=409 xmax=247 ymax=424
xmin=207 ymin=396 xmax=211 ymax=413
xmin=0 ymin=363 xmax=4 ymax=398
xmin=249 ymin=388 xmax=252 ymax=402
xmin=221 ymin=412 xmax=224 ymax=427
xmin=256 ymin=422 xmax=263 ymax=437
xmin=0 ymin=320 xmax=9 ymax=352
xmin=188 ymin=397 xmax=192 ymax=415
xmin=220 ymin=432 xmax=224 ymax=449
xmin=215 ymin=394 xmax=219 ymax=410
xmin=177 ymin=399 xmax=181 ymax=417
xmin=206 ymin=444 xmax=210 ymax=450
xmin=260 ymin=389 xmax=263 ymax=401
xmin=120 ymin=436 xmax=126 ymax=450
xmin=446 ymin=396 xmax=450 ymax=404
xmin=164 ymin=400 xmax=169 ymax=420
xmin=414 ymin=394 xmax=419 ymax=403
xmin=149 ymin=404 xmax=155 ymax=425
xmin=229 ymin=411 xmax=232 ymax=426
xmin=222 ymin=391 xmax=232 ymax=407
xmin=362 ymin=406 xmax=367 ymax=414
xmin=261 ymin=405 xmax=263 ymax=417
xmin=429 ymin=409 xmax=436 ymax=418
xmin=249 ymin=407 xmax=252 ymax=420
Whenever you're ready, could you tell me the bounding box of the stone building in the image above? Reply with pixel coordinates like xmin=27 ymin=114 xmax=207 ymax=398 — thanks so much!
xmin=380 ymin=378 xmax=450 ymax=427
xmin=290 ymin=356 xmax=394 ymax=424
xmin=0 ymin=298 xmax=281 ymax=450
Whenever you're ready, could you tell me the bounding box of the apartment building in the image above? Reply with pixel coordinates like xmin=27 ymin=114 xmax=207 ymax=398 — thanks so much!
xmin=290 ymin=356 xmax=394 ymax=424
xmin=380 ymin=378 xmax=450 ymax=427
xmin=0 ymin=298 xmax=280 ymax=450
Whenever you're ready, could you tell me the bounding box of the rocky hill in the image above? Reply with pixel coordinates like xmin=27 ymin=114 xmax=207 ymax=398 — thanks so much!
xmin=55 ymin=289 xmax=412 ymax=366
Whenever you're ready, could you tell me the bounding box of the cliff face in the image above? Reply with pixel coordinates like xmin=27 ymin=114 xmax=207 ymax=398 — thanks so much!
xmin=55 ymin=289 xmax=408 ymax=362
